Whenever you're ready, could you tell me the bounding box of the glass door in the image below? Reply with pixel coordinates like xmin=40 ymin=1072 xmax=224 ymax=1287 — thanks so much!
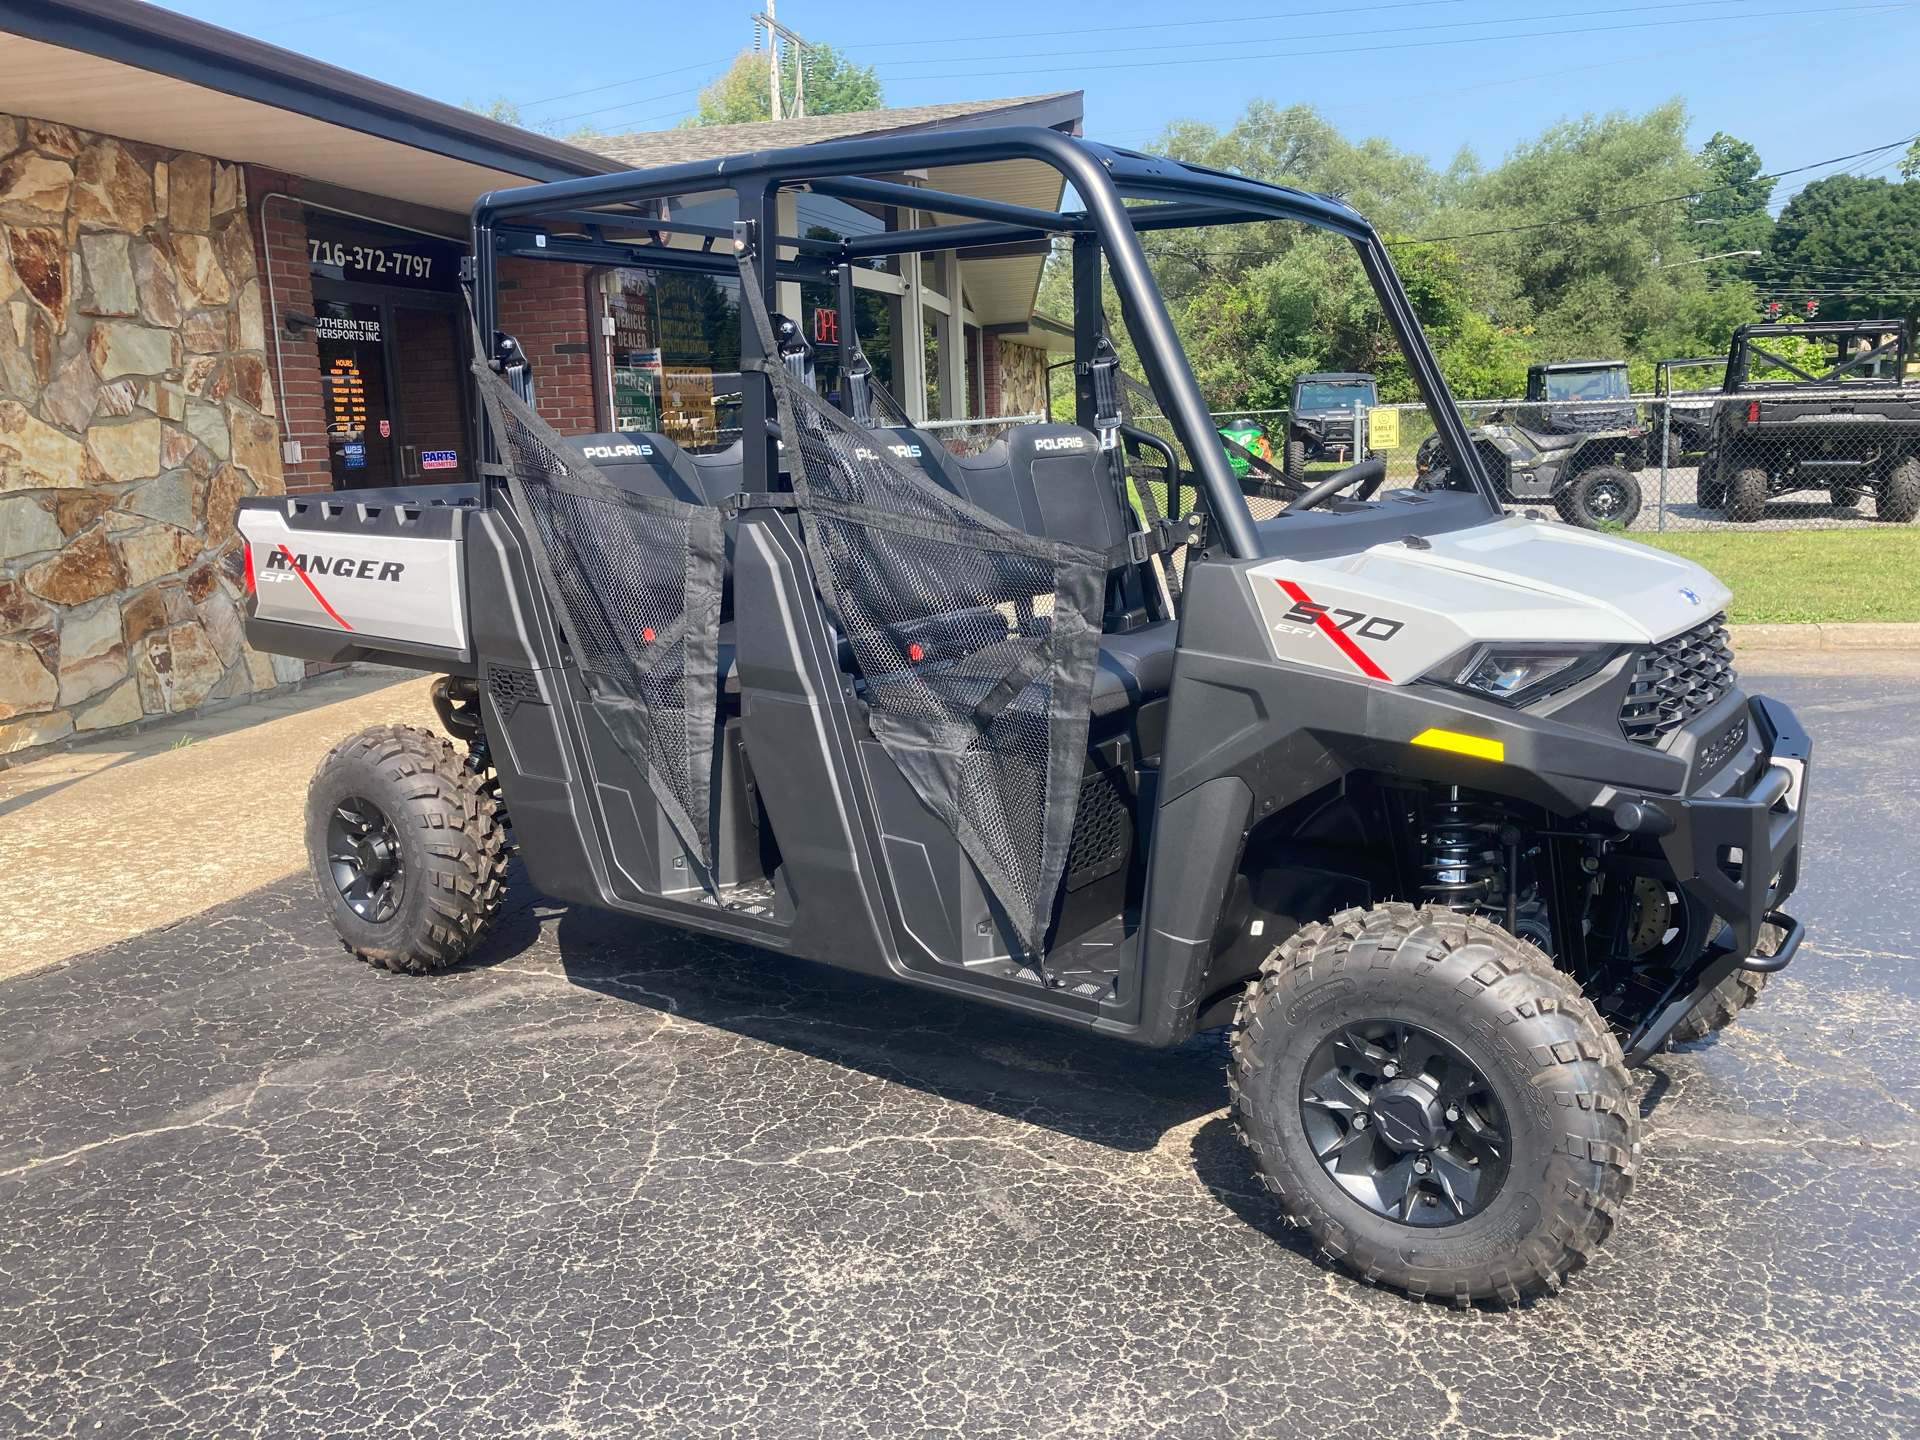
xmin=392 ymin=304 xmax=471 ymax=483
xmin=315 ymin=299 xmax=395 ymax=488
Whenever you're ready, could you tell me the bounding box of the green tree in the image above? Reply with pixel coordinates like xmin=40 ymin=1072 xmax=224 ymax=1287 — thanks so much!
xmin=684 ymin=44 xmax=882 ymax=127
xmin=1767 ymin=174 xmax=1920 ymax=326
xmin=1692 ymin=131 xmax=1775 ymax=277
xmin=462 ymin=96 xmax=524 ymax=126
xmin=462 ymin=96 xmax=600 ymax=142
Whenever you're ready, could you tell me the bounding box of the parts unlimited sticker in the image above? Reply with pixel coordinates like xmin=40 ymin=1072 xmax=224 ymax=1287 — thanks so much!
xmin=421 ymin=450 xmax=459 ymax=470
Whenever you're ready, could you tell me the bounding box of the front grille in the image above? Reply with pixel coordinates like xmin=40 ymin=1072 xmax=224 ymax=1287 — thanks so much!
xmin=1619 ymin=614 xmax=1735 ymax=746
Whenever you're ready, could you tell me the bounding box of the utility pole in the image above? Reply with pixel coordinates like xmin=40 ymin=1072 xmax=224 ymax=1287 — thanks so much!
xmin=752 ymin=5 xmax=814 ymax=119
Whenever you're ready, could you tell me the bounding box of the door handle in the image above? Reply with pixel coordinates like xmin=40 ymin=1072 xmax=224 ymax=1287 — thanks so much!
xmin=402 ymin=444 xmax=418 ymax=478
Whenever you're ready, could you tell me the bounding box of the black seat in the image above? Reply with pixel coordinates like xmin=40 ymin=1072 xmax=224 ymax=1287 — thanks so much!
xmin=955 ymin=422 xmax=1177 ymax=717
xmin=1093 ymin=618 xmax=1177 ymax=717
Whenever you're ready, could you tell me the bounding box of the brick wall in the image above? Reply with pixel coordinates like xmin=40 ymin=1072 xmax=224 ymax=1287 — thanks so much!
xmin=246 ymin=170 xmax=331 ymax=495
xmin=497 ymin=257 xmax=600 ymax=434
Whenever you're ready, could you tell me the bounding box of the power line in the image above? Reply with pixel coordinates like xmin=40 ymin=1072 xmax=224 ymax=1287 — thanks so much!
xmin=1385 ymin=132 xmax=1920 ymax=245
xmin=862 ymin=2 xmax=1906 ymax=82
xmin=840 ymin=0 xmax=1471 ymax=51
xmin=871 ymin=0 xmax=1790 ymax=70
xmin=518 ymin=58 xmax=737 ymax=112
xmin=1089 ymin=2 xmax=1918 ymax=141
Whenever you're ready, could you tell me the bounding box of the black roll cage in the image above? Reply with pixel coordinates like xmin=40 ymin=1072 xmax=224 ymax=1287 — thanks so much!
xmin=471 ymin=125 xmax=1500 ymax=559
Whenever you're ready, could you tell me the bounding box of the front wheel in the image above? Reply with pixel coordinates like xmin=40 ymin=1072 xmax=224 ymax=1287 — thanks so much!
xmin=1877 ymin=456 xmax=1920 ymax=523
xmin=306 ymin=723 xmax=509 ymax=974
xmin=1669 ymin=922 xmax=1784 ymax=1045
xmin=1230 ymin=903 xmax=1635 ymax=1305
xmin=1284 ymin=439 xmax=1307 ymax=483
xmin=1556 ymin=466 xmax=1642 ymax=529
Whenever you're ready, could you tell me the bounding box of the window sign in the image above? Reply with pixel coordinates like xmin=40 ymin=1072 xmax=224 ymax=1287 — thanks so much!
xmin=325 ymin=357 xmax=368 ymax=439
xmin=421 ymin=450 xmax=459 ymax=470
xmin=316 ymin=312 xmax=381 ymax=343
xmin=342 ymin=442 xmax=366 ymax=469
xmin=306 ymin=214 xmax=464 ymax=293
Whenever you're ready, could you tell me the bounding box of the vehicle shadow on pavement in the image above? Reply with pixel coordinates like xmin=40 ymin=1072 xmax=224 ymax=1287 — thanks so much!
xmin=1188 ymin=1114 xmax=1321 ymax=1260
xmin=486 ymin=875 xmax=1236 ymax=1158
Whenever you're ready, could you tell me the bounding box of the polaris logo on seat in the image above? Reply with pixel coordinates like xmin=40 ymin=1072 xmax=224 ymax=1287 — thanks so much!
xmin=1034 ymin=436 xmax=1086 ymax=451
xmin=581 ymin=443 xmax=654 ymax=459
xmin=265 ymin=550 xmax=405 ymax=582
xmin=888 ymin=444 xmax=922 ymax=458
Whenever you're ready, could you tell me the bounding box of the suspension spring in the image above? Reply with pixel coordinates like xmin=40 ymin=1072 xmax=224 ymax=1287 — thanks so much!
xmin=1420 ymin=787 xmax=1507 ymax=909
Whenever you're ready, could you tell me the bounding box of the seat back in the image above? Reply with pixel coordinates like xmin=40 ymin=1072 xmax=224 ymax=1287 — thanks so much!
xmin=999 ymin=423 xmax=1131 ymax=554
xmin=571 ymin=433 xmax=706 ymax=505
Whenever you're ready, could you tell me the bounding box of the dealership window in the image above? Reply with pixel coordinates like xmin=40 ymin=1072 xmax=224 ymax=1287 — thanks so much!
xmin=600 ymin=267 xmax=743 ymax=453
xmin=307 ymin=212 xmax=472 ymax=489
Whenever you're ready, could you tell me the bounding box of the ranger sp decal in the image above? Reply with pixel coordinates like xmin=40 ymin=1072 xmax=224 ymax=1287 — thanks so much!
xmin=272 ymin=544 xmax=354 ymax=630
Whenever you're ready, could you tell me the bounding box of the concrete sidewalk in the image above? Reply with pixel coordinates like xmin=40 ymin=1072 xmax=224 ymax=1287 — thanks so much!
xmin=0 ymin=668 xmax=438 ymax=982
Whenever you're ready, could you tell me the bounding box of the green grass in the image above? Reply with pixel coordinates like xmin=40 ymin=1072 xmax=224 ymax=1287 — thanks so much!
xmin=1638 ymin=528 xmax=1920 ymax=624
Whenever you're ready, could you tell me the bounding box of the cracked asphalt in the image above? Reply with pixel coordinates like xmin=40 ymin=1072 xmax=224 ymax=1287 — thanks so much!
xmin=2 ymin=660 xmax=1916 ymax=1438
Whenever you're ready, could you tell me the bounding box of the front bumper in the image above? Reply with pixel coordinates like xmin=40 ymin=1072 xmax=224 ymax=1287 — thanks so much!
xmin=1618 ymin=694 xmax=1811 ymax=1062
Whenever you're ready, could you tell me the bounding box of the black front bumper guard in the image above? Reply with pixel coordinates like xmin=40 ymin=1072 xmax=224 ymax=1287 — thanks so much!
xmin=1620 ymin=694 xmax=1811 ymax=1065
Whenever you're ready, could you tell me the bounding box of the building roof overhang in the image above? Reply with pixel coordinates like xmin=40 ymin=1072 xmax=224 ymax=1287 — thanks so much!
xmin=0 ymin=0 xmax=618 ymax=211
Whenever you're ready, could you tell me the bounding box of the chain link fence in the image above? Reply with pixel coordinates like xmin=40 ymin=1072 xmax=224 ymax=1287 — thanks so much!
xmin=1126 ymin=392 xmax=1919 ymax=532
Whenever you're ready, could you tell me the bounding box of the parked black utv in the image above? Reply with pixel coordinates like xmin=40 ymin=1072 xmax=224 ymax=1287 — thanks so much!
xmin=239 ymin=127 xmax=1810 ymax=1307
xmin=1418 ymin=360 xmax=1649 ymax=528
xmin=1701 ymin=320 xmax=1920 ymax=522
xmin=1283 ymin=372 xmax=1377 ymax=480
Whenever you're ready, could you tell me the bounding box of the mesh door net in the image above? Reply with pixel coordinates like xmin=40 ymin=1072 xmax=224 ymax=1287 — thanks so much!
xmin=740 ymin=258 xmax=1107 ymax=958
xmin=472 ymin=359 xmax=726 ymax=870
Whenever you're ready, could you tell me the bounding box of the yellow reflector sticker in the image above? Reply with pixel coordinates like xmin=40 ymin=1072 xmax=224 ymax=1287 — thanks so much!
xmin=1411 ymin=728 xmax=1505 ymax=762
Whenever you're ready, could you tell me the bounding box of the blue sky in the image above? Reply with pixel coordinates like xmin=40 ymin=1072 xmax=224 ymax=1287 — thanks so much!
xmin=161 ymin=0 xmax=1920 ymax=201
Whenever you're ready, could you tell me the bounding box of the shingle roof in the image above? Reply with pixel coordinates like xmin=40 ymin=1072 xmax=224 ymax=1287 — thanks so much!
xmin=577 ymin=93 xmax=1081 ymax=170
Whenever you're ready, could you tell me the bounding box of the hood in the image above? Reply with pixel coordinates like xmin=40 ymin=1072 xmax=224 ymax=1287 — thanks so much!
xmin=1336 ymin=517 xmax=1729 ymax=645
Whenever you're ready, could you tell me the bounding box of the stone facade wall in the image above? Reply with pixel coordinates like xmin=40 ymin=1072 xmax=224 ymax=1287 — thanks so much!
xmin=0 ymin=114 xmax=292 ymax=757
xmin=994 ymin=337 xmax=1049 ymax=419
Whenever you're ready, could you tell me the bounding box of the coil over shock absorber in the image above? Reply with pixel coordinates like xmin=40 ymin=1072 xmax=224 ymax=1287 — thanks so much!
xmin=1420 ymin=787 xmax=1505 ymax=908
xmin=1418 ymin=785 xmax=1535 ymax=941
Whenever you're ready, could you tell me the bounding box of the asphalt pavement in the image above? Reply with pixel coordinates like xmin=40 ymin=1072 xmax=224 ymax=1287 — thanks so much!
xmin=2 ymin=658 xmax=1917 ymax=1438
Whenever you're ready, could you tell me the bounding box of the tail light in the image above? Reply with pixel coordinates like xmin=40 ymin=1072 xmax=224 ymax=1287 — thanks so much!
xmin=242 ymin=540 xmax=255 ymax=592
xmin=1747 ymin=401 xmax=1760 ymax=423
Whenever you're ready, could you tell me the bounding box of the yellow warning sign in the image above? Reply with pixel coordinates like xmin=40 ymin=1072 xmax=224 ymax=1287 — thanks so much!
xmin=1365 ymin=406 xmax=1400 ymax=451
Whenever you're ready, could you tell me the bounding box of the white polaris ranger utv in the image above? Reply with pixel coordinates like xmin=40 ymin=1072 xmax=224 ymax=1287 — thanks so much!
xmin=238 ymin=127 xmax=1808 ymax=1305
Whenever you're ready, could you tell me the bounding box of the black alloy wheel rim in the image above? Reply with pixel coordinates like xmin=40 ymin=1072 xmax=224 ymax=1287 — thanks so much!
xmin=1298 ymin=1020 xmax=1512 ymax=1226
xmin=327 ymin=797 xmax=405 ymax=923
xmin=1586 ymin=477 xmax=1628 ymax=519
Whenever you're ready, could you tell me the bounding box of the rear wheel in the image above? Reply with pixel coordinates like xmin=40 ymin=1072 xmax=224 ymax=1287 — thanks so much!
xmin=1556 ymin=466 xmax=1642 ymax=529
xmin=1284 ymin=439 xmax=1307 ymax=483
xmin=1230 ymin=903 xmax=1635 ymax=1305
xmin=1876 ymin=456 xmax=1920 ymax=523
xmin=1727 ymin=466 xmax=1769 ymax=522
xmin=306 ymin=723 xmax=509 ymax=974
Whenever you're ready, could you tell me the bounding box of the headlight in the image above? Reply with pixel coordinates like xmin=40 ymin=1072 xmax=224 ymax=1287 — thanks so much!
xmin=1423 ymin=644 xmax=1612 ymax=705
